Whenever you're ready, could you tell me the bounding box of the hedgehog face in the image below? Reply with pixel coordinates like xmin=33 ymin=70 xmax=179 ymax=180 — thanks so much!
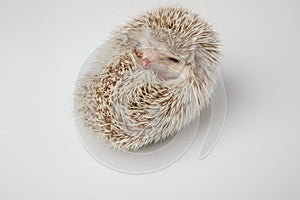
xmin=133 ymin=45 xmax=187 ymax=81
xmin=129 ymin=28 xmax=192 ymax=82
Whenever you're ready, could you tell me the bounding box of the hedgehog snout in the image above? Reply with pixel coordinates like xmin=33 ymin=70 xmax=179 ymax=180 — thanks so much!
xmin=134 ymin=46 xmax=160 ymax=69
xmin=141 ymin=52 xmax=160 ymax=69
xmin=141 ymin=58 xmax=151 ymax=68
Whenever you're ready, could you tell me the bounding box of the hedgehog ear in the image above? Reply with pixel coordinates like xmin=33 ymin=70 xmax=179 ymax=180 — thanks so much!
xmin=187 ymin=51 xmax=196 ymax=67
xmin=188 ymin=51 xmax=204 ymax=69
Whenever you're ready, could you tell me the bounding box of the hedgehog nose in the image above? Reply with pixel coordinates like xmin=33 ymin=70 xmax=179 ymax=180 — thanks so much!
xmin=141 ymin=58 xmax=151 ymax=69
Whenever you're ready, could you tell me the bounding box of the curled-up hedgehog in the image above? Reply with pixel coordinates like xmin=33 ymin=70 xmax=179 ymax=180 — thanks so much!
xmin=74 ymin=6 xmax=221 ymax=151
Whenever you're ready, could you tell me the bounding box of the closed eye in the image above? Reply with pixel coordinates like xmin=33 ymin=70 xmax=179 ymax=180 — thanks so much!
xmin=168 ymin=57 xmax=179 ymax=63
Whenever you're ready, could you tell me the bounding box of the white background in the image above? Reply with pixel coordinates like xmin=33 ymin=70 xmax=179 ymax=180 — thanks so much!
xmin=1 ymin=0 xmax=299 ymax=199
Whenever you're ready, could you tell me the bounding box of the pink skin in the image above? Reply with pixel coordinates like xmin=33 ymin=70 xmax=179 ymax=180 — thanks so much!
xmin=141 ymin=58 xmax=151 ymax=68
xmin=134 ymin=47 xmax=159 ymax=69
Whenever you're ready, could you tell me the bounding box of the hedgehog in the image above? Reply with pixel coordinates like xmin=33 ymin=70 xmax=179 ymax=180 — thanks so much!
xmin=73 ymin=6 xmax=221 ymax=151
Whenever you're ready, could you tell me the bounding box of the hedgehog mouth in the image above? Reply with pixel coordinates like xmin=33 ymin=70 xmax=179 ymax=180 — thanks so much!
xmin=149 ymin=64 xmax=184 ymax=81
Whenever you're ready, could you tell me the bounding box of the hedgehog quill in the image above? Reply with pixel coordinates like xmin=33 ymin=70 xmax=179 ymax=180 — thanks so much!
xmin=74 ymin=7 xmax=221 ymax=151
